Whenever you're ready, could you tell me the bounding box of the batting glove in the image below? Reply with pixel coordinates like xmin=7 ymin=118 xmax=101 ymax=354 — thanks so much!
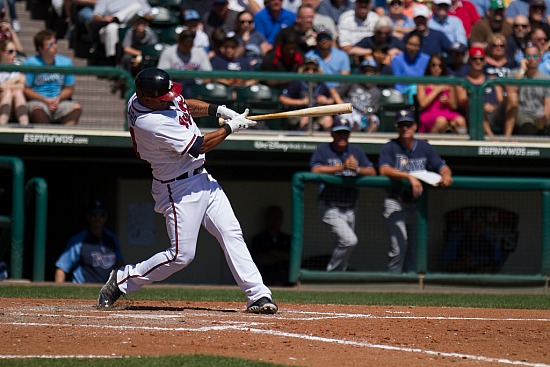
xmin=225 ymin=109 xmax=256 ymax=133
xmin=216 ymin=105 xmax=240 ymax=120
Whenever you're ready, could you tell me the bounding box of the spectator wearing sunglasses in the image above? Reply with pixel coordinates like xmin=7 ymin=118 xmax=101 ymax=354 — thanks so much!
xmin=508 ymin=42 xmax=550 ymax=135
xmin=457 ymin=46 xmax=514 ymax=136
xmin=234 ymin=10 xmax=272 ymax=60
xmin=527 ymin=0 xmax=550 ymax=40
xmin=304 ymin=28 xmax=350 ymax=90
xmin=506 ymin=15 xmax=531 ymax=65
xmin=484 ymin=33 xmax=517 ymax=78
xmin=55 ymin=200 xmax=124 ymax=284
xmin=0 ymin=39 xmax=27 ymax=125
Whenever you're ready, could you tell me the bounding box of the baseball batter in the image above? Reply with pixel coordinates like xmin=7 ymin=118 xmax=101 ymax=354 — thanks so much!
xmin=378 ymin=109 xmax=453 ymax=273
xmin=97 ymin=68 xmax=278 ymax=314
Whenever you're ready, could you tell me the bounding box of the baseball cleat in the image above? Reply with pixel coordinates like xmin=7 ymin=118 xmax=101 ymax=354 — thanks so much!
xmin=247 ymin=297 xmax=278 ymax=314
xmin=97 ymin=270 xmax=123 ymax=308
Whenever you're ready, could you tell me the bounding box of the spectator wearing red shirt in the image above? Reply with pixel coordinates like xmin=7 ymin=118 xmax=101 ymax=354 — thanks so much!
xmin=449 ymin=0 xmax=481 ymax=37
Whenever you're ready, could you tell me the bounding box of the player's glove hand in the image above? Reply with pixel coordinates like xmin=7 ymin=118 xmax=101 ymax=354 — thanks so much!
xmin=225 ymin=109 xmax=256 ymax=133
xmin=216 ymin=105 xmax=240 ymax=120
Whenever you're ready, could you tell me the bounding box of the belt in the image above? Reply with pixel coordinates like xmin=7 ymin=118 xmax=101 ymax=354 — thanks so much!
xmin=153 ymin=165 xmax=204 ymax=184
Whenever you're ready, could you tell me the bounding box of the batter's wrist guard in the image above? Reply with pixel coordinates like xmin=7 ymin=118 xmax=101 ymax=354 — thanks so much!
xmin=222 ymin=124 xmax=232 ymax=135
xmin=208 ymin=104 xmax=220 ymax=117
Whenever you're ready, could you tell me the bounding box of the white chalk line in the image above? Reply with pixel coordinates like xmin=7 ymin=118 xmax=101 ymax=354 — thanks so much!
xmin=7 ymin=309 xmax=550 ymax=323
xmin=2 ymin=321 xmax=549 ymax=367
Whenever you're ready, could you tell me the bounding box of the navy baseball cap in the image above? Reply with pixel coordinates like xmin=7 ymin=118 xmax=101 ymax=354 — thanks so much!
xmin=332 ymin=115 xmax=352 ymax=132
xmin=395 ymin=109 xmax=415 ymax=125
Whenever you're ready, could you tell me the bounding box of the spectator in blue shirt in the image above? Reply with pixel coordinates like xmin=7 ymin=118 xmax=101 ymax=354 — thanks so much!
xmin=410 ymin=4 xmax=453 ymax=56
xmin=23 ymin=29 xmax=81 ymax=125
xmin=254 ymin=0 xmax=297 ymax=45
xmin=304 ymin=28 xmax=351 ymax=89
xmin=391 ymin=31 xmax=430 ymax=97
xmin=428 ymin=0 xmax=468 ymax=46
xmin=55 ymin=200 xmax=124 ymax=284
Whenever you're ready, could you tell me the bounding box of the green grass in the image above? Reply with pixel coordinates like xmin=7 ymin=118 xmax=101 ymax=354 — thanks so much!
xmin=1 ymin=283 xmax=549 ymax=309
xmin=1 ymin=283 xmax=548 ymax=367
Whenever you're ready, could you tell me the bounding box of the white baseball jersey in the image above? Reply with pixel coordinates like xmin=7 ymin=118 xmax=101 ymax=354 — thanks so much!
xmin=127 ymin=93 xmax=205 ymax=181
xmin=119 ymin=93 xmax=273 ymax=307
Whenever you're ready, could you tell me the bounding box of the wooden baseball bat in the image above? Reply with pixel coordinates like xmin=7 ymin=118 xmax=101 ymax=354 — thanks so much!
xmin=218 ymin=103 xmax=353 ymax=126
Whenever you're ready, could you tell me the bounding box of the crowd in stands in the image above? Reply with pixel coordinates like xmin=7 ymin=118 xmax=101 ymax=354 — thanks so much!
xmin=4 ymin=0 xmax=550 ymax=136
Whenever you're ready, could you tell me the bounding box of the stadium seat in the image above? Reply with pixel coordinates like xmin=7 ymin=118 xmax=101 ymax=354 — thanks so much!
xmin=190 ymin=83 xmax=233 ymax=103
xmin=140 ymin=43 xmax=167 ymax=69
xmin=190 ymin=83 xmax=234 ymax=128
xmin=147 ymin=0 xmax=181 ymax=11
xmin=235 ymin=84 xmax=283 ymax=130
xmin=157 ymin=26 xmax=184 ymax=45
xmin=377 ymin=88 xmax=414 ymax=132
xmin=150 ymin=6 xmax=180 ymax=27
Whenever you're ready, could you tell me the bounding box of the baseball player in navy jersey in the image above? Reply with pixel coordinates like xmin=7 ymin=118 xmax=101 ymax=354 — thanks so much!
xmin=310 ymin=116 xmax=377 ymax=271
xmin=98 ymin=67 xmax=277 ymax=314
xmin=378 ymin=109 xmax=453 ymax=273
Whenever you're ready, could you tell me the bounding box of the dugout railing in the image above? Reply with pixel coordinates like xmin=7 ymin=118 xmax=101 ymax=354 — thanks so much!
xmin=0 ymin=156 xmax=48 ymax=281
xmin=290 ymin=172 xmax=550 ymax=289
xmin=3 ymin=64 xmax=550 ymax=141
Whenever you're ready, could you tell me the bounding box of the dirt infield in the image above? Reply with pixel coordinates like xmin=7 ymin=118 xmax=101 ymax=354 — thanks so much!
xmin=1 ymin=298 xmax=549 ymax=367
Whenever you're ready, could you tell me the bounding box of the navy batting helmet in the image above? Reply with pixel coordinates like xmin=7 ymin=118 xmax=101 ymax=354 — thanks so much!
xmin=134 ymin=68 xmax=182 ymax=101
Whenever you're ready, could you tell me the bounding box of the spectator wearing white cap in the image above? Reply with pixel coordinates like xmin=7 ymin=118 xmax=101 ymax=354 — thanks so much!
xmin=406 ymin=4 xmax=453 ymax=56
xmin=428 ymin=0 xmax=468 ymax=45
xmin=470 ymin=0 xmax=513 ymax=48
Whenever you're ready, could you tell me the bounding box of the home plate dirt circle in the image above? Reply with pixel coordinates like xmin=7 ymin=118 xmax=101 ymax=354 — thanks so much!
xmin=1 ymin=298 xmax=549 ymax=367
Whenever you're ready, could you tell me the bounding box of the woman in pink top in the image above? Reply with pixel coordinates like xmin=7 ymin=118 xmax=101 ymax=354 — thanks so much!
xmin=417 ymin=54 xmax=467 ymax=133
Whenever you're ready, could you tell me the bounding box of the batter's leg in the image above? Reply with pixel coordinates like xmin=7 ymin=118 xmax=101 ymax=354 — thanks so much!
xmin=117 ymin=181 xmax=209 ymax=294
xmin=201 ymin=176 xmax=272 ymax=307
